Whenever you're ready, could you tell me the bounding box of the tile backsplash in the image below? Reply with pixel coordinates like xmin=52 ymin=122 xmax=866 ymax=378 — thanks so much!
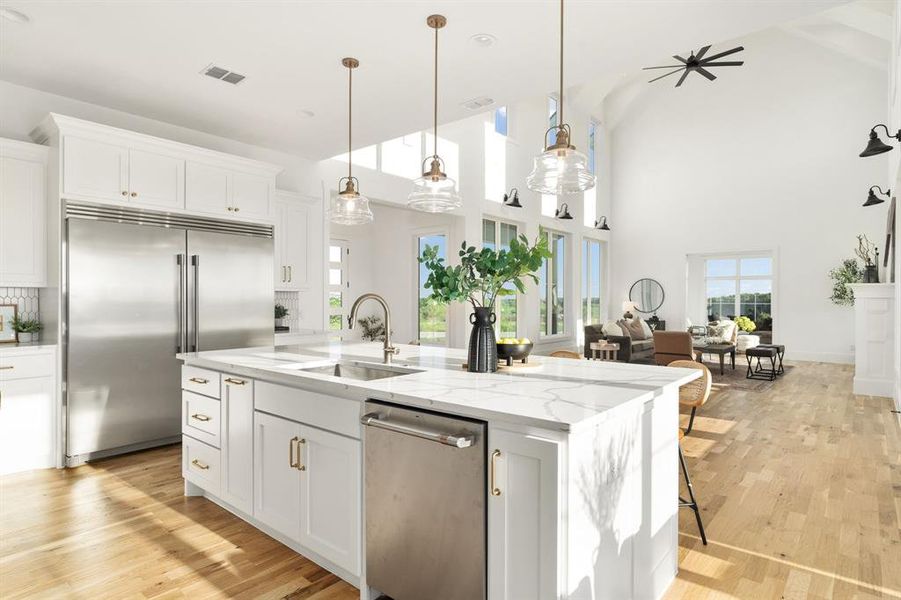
xmin=0 ymin=287 xmax=40 ymax=322
xmin=275 ymin=291 xmax=300 ymax=331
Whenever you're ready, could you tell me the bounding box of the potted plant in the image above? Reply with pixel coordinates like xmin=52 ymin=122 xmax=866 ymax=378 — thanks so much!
xmin=855 ymin=235 xmax=879 ymax=283
xmin=274 ymin=304 xmax=289 ymax=328
xmin=12 ymin=317 xmax=42 ymax=343
xmin=420 ymin=234 xmax=550 ymax=373
xmin=828 ymin=258 xmax=863 ymax=306
xmin=734 ymin=316 xmax=756 ymax=333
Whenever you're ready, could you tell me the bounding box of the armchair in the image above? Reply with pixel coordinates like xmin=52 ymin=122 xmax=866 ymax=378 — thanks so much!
xmin=653 ymin=331 xmax=701 ymax=366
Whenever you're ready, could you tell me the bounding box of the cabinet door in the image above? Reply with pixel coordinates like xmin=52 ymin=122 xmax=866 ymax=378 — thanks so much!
xmin=281 ymin=201 xmax=309 ymax=290
xmin=488 ymin=428 xmax=559 ymax=600
xmin=0 ymin=377 xmax=55 ymax=475
xmin=299 ymin=424 xmax=361 ymax=575
xmin=62 ymin=136 xmax=128 ymax=202
xmin=253 ymin=410 xmax=302 ymax=540
xmin=185 ymin=161 xmax=231 ymax=215
xmin=128 ymin=148 xmax=184 ymax=209
xmin=272 ymin=199 xmax=287 ymax=287
xmin=232 ymin=172 xmax=271 ymax=218
xmin=221 ymin=376 xmax=254 ymax=514
xmin=0 ymin=156 xmax=46 ymax=286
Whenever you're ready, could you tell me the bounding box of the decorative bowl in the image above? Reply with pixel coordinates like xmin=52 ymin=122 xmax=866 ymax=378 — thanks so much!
xmin=496 ymin=342 xmax=534 ymax=366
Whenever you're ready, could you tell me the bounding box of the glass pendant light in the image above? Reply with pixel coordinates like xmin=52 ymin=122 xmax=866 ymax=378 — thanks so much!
xmin=328 ymin=57 xmax=373 ymax=225
xmin=526 ymin=0 xmax=596 ymax=196
xmin=407 ymin=14 xmax=462 ymax=213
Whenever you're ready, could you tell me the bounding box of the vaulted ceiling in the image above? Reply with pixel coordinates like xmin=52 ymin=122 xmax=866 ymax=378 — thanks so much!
xmin=0 ymin=0 xmax=856 ymax=158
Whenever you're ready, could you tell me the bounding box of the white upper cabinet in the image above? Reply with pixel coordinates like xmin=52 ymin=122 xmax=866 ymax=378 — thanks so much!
xmin=273 ymin=190 xmax=313 ymax=291
xmin=33 ymin=114 xmax=281 ymax=221
xmin=127 ymin=147 xmax=184 ymax=209
xmin=0 ymin=139 xmax=47 ymax=287
xmin=62 ymin=136 xmax=128 ymax=202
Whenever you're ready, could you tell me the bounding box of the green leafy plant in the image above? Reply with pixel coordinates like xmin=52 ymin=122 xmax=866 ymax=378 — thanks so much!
xmin=419 ymin=234 xmax=551 ymax=310
xmin=274 ymin=304 xmax=289 ymax=319
xmin=357 ymin=315 xmax=391 ymax=342
xmin=828 ymin=259 xmax=863 ymax=306
xmin=11 ymin=317 xmax=42 ymax=333
xmin=734 ymin=315 xmax=756 ymax=333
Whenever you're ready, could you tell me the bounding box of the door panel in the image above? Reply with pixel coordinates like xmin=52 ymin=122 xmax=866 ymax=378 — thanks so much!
xmin=282 ymin=202 xmax=309 ymax=289
xmin=67 ymin=219 xmax=185 ymax=457
xmin=185 ymin=162 xmax=230 ymax=215
xmin=187 ymin=230 xmax=274 ymax=351
xmin=232 ymin=171 xmax=270 ymax=218
xmin=254 ymin=411 xmax=301 ymax=540
xmin=63 ymin=136 xmax=128 ymax=202
xmin=0 ymin=156 xmax=45 ymax=285
xmin=128 ymin=148 xmax=184 ymax=208
xmin=222 ymin=376 xmax=254 ymax=514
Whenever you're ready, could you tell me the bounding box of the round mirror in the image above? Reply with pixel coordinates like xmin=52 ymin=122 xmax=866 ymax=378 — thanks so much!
xmin=629 ymin=278 xmax=665 ymax=314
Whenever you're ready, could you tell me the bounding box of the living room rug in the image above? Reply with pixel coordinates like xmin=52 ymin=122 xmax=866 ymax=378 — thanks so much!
xmin=703 ymin=360 xmax=794 ymax=392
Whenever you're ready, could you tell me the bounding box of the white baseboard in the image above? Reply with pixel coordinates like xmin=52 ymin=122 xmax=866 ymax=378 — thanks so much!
xmin=786 ymin=350 xmax=853 ymax=364
xmin=853 ymin=376 xmax=895 ymax=398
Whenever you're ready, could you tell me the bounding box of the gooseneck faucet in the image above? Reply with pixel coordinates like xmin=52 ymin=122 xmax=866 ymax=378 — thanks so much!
xmin=347 ymin=293 xmax=399 ymax=364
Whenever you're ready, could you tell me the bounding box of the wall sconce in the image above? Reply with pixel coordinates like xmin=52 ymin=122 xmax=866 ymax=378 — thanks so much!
xmin=594 ymin=216 xmax=610 ymax=231
xmin=555 ymin=203 xmax=573 ymax=220
xmin=864 ymin=185 xmax=890 ymax=207
xmin=502 ymin=188 xmax=522 ymax=208
xmin=860 ymin=124 xmax=901 ymax=157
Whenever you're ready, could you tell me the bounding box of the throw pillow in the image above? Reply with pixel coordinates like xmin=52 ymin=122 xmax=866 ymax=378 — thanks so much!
xmin=616 ymin=319 xmax=634 ymax=339
xmin=638 ymin=318 xmax=653 ymax=339
xmin=624 ymin=317 xmax=647 ymax=340
xmin=602 ymin=320 xmax=626 ymax=337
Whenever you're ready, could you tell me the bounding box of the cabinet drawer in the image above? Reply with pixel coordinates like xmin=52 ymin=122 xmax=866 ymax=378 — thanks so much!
xmin=182 ymin=435 xmax=220 ymax=494
xmin=0 ymin=352 xmax=54 ymax=380
xmin=182 ymin=391 xmax=221 ymax=448
xmin=182 ymin=366 xmax=221 ymax=399
xmin=255 ymin=381 xmax=360 ymax=439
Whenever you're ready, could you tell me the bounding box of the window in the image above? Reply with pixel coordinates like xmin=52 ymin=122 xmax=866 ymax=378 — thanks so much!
xmin=588 ymin=121 xmax=597 ymax=175
xmin=484 ymin=122 xmax=506 ymax=201
xmin=539 ymin=228 xmax=566 ymax=336
xmin=380 ymin=132 xmax=423 ymax=179
xmin=483 ymin=219 xmax=519 ymax=338
xmin=329 ymin=144 xmax=378 ymax=170
xmin=582 ymin=239 xmax=603 ymax=326
xmin=705 ymin=256 xmax=773 ymax=330
xmin=328 ymin=241 xmax=349 ymax=331
xmin=548 ymin=96 xmax=558 ymax=131
xmin=494 ymin=106 xmax=508 ymax=136
xmin=418 ymin=233 xmax=448 ymax=345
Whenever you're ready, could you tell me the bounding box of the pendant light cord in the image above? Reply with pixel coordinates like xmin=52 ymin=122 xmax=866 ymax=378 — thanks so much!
xmin=433 ymin=22 xmax=438 ymax=159
xmin=348 ymin=64 xmax=353 ymax=180
xmin=559 ymin=0 xmax=564 ymax=126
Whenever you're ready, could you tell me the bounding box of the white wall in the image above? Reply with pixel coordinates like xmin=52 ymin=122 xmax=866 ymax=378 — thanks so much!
xmin=605 ymin=28 xmax=889 ymax=363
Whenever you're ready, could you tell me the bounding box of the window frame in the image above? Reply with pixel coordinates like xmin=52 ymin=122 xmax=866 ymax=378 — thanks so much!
xmin=327 ymin=239 xmax=350 ymax=332
xmin=494 ymin=106 xmax=508 ymax=137
xmin=703 ymin=254 xmax=773 ymax=324
xmin=482 ymin=217 xmax=520 ymax=339
xmin=539 ymin=227 xmax=568 ymax=339
xmin=581 ymin=236 xmax=604 ymax=327
xmin=414 ymin=228 xmax=451 ymax=347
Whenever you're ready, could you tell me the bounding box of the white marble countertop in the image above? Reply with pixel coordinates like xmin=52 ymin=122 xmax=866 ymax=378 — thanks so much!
xmin=179 ymin=341 xmax=700 ymax=433
xmin=0 ymin=342 xmax=57 ymax=355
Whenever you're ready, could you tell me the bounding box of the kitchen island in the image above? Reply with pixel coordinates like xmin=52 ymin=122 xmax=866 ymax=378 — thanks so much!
xmin=178 ymin=341 xmax=700 ymax=600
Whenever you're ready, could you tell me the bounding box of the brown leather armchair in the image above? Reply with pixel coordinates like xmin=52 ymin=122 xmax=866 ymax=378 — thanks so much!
xmin=653 ymin=331 xmax=701 ymax=366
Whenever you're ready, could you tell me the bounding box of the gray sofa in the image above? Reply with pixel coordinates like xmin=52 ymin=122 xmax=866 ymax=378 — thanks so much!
xmin=583 ymin=324 xmax=655 ymax=363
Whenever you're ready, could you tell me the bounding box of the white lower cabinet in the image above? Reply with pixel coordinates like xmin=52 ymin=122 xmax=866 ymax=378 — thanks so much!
xmin=0 ymin=349 xmax=57 ymax=476
xmin=221 ymin=376 xmax=254 ymax=514
xmin=487 ymin=428 xmax=560 ymax=600
xmin=253 ymin=410 xmax=302 ymax=541
xmin=299 ymin=423 xmax=361 ymax=576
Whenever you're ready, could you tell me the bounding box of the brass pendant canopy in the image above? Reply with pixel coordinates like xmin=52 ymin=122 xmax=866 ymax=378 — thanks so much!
xmin=329 ymin=56 xmax=373 ymax=225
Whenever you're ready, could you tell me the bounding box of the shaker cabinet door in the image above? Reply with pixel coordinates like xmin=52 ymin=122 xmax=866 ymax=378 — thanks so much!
xmin=221 ymin=376 xmax=254 ymax=514
xmin=0 ymin=153 xmax=46 ymax=286
xmin=232 ymin=171 xmax=270 ymax=218
xmin=128 ymin=148 xmax=184 ymax=209
xmin=62 ymin=135 xmax=128 ymax=202
xmin=253 ymin=410 xmax=302 ymax=541
xmin=185 ymin=161 xmax=231 ymax=215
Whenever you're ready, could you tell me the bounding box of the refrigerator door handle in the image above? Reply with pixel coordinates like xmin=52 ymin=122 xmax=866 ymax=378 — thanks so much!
xmin=191 ymin=254 xmax=199 ymax=352
xmin=176 ymin=254 xmax=185 ymax=353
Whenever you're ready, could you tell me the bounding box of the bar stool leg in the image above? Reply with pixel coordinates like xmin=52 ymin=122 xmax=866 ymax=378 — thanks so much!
xmin=679 ymin=444 xmax=708 ymax=545
xmin=685 ymin=406 xmax=697 ymax=435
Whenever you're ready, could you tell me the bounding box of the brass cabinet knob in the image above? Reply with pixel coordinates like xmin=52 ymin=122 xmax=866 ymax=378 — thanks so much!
xmin=131 ymin=192 xmax=137 ymax=197
xmin=121 ymin=191 xmax=128 ymax=196
xmin=234 ymin=207 xmax=240 ymax=212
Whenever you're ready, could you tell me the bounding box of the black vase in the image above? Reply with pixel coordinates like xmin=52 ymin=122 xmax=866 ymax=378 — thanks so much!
xmin=864 ymin=265 xmax=879 ymax=283
xmin=468 ymin=307 xmax=498 ymax=373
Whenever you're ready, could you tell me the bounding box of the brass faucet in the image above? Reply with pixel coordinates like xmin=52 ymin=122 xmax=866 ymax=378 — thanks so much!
xmin=347 ymin=293 xmax=399 ymax=364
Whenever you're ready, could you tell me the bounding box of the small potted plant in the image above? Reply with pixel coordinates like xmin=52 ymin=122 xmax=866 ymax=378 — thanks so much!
xmin=12 ymin=317 xmax=42 ymax=343
xmin=274 ymin=304 xmax=289 ymax=328
xmin=734 ymin=316 xmax=756 ymax=333
xmin=855 ymin=235 xmax=879 ymax=283
xmin=828 ymin=258 xmax=863 ymax=306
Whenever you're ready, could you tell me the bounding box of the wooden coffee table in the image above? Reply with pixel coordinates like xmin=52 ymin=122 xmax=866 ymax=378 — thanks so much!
xmin=693 ymin=343 xmax=736 ymax=375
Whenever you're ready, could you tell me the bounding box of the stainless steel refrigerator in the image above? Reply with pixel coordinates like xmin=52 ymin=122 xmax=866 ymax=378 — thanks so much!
xmin=64 ymin=202 xmax=274 ymax=464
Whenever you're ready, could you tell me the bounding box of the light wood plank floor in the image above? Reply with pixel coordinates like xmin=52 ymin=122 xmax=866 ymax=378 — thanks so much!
xmin=1 ymin=361 xmax=898 ymax=599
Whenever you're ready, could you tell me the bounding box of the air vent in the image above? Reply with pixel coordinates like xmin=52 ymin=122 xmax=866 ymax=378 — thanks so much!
xmin=201 ymin=64 xmax=246 ymax=85
xmin=461 ymin=96 xmax=495 ymax=111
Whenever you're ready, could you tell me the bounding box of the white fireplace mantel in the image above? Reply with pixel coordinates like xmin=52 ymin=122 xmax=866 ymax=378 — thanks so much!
xmin=848 ymin=283 xmax=896 ymax=398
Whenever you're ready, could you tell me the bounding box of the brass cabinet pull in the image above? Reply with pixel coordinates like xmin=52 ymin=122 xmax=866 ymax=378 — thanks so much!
xmin=191 ymin=413 xmax=211 ymax=422
xmin=288 ymin=266 xmax=292 ymax=282
xmin=297 ymin=438 xmax=306 ymax=471
xmin=224 ymin=377 xmax=246 ymax=385
xmin=281 ymin=266 xmax=286 ymax=282
xmin=490 ymin=449 xmax=502 ymax=496
xmin=191 ymin=458 xmax=209 ymax=470
xmin=189 ymin=377 xmax=209 ymax=384
xmin=289 ymin=436 xmax=299 ymax=468
xmin=0 ymin=366 xmax=13 ymax=370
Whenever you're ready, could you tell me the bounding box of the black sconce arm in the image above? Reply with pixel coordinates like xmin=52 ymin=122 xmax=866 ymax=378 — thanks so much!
xmin=871 ymin=124 xmax=901 ymax=141
xmin=870 ymin=185 xmax=891 ymax=195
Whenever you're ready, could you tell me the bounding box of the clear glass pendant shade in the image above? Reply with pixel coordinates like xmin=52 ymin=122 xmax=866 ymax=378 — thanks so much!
xmin=407 ymin=157 xmax=462 ymax=213
xmin=526 ymin=145 xmax=596 ymax=195
xmin=328 ymin=178 xmax=373 ymax=225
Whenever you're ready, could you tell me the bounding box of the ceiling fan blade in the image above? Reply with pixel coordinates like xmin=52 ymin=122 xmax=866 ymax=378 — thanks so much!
xmin=642 ymin=65 xmax=685 ymax=70
xmin=673 ymin=55 xmax=689 ymax=64
xmin=696 ymin=67 xmax=717 ymax=81
xmin=648 ymin=68 xmax=684 ymax=83
xmin=694 ymin=45 xmax=711 ymax=61
xmin=700 ymin=46 xmax=744 ymax=63
xmin=701 ymin=61 xmax=744 ymax=67
xmin=675 ymin=70 xmax=690 ymax=87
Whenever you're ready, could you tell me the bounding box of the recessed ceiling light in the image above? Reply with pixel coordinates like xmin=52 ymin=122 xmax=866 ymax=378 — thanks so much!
xmin=297 ymin=109 xmax=315 ymax=119
xmin=461 ymin=96 xmax=495 ymax=111
xmin=0 ymin=7 xmax=30 ymax=24
xmin=470 ymin=33 xmax=496 ymax=47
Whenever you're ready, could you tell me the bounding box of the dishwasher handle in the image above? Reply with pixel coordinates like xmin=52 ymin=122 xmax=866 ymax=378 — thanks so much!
xmin=361 ymin=413 xmax=475 ymax=448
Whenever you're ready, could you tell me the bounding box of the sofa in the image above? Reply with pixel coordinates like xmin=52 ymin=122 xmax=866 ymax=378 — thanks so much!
xmin=584 ymin=319 xmax=656 ymax=363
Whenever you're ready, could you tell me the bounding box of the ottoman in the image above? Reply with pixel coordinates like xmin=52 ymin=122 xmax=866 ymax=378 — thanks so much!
xmin=746 ymin=346 xmax=778 ymax=381
xmin=757 ymin=344 xmax=785 ymax=375
xmin=736 ymin=333 xmax=760 ymax=353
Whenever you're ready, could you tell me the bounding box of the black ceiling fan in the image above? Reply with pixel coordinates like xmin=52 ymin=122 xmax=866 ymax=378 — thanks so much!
xmin=643 ymin=45 xmax=744 ymax=87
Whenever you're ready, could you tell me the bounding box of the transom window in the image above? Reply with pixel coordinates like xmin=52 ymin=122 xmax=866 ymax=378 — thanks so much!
xmin=418 ymin=233 xmax=448 ymax=346
xmin=483 ymin=219 xmax=519 ymax=338
xmin=539 ymin=228 xmax=566 ymax=337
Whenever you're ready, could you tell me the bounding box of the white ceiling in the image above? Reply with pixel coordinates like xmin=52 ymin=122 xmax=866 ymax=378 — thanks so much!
xmin=0 ymin=0 xmax=855 ymax=159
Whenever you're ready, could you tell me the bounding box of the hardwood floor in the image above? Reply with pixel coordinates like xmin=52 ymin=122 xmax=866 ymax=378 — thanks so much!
xmin=1 ymin=361 xmax=898 ymax=599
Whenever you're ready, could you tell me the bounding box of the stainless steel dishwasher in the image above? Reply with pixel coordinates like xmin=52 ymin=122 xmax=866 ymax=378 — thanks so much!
xmin=362 ymin=400 xmax=487 ymax=600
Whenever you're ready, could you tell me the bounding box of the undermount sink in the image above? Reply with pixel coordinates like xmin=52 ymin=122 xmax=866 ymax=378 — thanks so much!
xmin=297 ymin=361 xmax=422 ymax=382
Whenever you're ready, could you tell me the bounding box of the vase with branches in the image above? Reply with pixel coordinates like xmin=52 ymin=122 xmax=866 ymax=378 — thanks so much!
xmin=855 ymin=235 xmax=879 ymax=283
xmin=419 ymin=234 xmax=550 ymax=372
